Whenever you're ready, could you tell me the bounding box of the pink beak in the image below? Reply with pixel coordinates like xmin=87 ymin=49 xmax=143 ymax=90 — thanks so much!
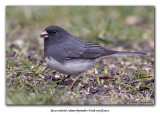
xmin=40 ymin=31 xmax=49 ymax=38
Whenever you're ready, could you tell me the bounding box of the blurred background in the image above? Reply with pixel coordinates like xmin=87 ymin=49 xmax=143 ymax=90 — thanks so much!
xmin=6 ymin=6 xmax=154 ymax=47
xmin=6 ymin=6 xmax=154 ymax=104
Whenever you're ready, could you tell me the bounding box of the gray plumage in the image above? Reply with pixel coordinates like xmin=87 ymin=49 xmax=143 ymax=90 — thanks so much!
xmin=40 ymin=25 xmax=146 ymax=75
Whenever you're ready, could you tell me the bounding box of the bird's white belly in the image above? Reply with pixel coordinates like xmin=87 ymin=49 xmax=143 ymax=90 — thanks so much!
xmin=45 ymin=57 xmax=94 ymax=75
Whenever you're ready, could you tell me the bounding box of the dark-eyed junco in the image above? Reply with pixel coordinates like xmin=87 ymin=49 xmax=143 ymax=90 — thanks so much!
xmin=40 ymin=25 xmax=146 ymax=76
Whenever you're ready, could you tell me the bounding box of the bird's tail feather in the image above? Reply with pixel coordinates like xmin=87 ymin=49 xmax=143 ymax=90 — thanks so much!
xmin=95 ymin=51 xmax=146 ymax=62
xmin=114 ymin=51 xmax=147 ymax=56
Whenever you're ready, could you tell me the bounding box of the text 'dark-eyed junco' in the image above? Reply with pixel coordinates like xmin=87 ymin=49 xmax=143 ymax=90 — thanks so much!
xmin=40 ymin=25 xmax=146 ymax=81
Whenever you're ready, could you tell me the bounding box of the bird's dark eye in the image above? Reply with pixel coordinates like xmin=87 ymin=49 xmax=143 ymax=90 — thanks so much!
xmin=46 ymin=29 xmax=56 ymax=34
xmin=53 ymin=31 xmax=56 ymax=34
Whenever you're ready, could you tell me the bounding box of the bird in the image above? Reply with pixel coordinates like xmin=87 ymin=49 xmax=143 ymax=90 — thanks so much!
xmin=40 ymin=25 xmax=146 ymax=87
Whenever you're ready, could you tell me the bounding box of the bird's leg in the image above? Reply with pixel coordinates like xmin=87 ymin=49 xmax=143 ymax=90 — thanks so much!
xmin=61 ymin=75 xmax=71 ymax=81
xmin=57 ymin=75 xmax=71 ymax=85
xmin=70 ymin=74 xmax=82 ymax=90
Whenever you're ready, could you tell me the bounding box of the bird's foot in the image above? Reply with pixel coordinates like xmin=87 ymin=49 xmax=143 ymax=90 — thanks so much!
xmin=57 ymin=75 xmax=71 ymax=85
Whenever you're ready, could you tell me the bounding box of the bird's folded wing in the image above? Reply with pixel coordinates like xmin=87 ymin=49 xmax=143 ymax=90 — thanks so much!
xmin=66 ymin=42 xmax=117 ymax=59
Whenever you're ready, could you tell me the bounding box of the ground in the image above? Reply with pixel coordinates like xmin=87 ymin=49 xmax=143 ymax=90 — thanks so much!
xmin=6 ymin=6 xmax=154 ymax=105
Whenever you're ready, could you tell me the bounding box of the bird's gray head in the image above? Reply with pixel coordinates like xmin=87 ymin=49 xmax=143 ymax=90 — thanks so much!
xmin=40 ymin=25 xmax=69 ymax=43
